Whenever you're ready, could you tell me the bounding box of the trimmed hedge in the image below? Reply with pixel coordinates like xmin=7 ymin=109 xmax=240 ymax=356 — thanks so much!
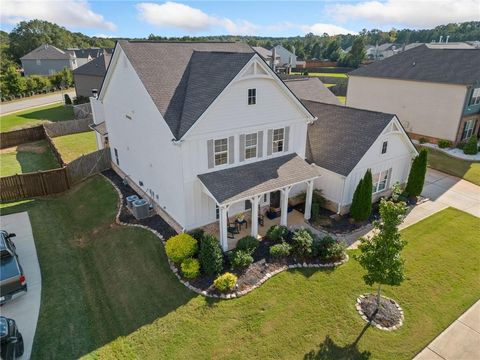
xmin=291 ymin=228 xmax=314 ymax=257
xmin=406 ymin=149 xmax=428 ymax=197
xmin=181 ymin=258 xmax=200 ymax=279
xmin=270 ymin=242 xmax=291 ymax=258
xmin=266 ymin=225 xmax=289 ymax=243
xmin=463 ymin=136 xmax=478 ymax=155
xmin=229 ymin=250 xmax=254 ymax=269
xmin=350 ymin=170 xmax=372 ymax=221
xmin=199 ymin=234 xmax=223 ymax=275
xmin=438 ymin=139 xmax=452 ymax=149
xmin=165 ymin=234 xmax=198 ymax=263
xmin=236 ymin=236 xmax=259 ymax=254
xmin=214 ymin=273 xmax=237 ymax=292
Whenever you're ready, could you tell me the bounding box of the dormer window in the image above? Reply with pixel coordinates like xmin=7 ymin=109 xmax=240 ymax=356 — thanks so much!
xmin=248 ymin=88 xmax=256 ymax=105
xmin=381 ymin=141 xmax=388 ymax=154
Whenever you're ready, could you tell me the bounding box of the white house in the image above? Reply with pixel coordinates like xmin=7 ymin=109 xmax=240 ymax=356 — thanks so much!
xmin=274 ymin=45 xmax=297 ymax=67
xmin=91 ymin=40 xmax=416 ymax=251
xmin=301 ymin=101 xmax=418 ymax=214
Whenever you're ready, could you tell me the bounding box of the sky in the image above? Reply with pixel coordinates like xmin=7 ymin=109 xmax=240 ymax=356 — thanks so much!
xmin=1 ymin=0 xmax=479 ymax=38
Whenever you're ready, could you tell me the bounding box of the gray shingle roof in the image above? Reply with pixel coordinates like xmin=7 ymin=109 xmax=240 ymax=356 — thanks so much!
xmin=198 ymin=153 xmax=319 ymax=205
xmin=283 ymin=77 xmax=341 ymax=105
xmin=350 ymin=44 xmax=480 ymax=85
xmin=119 ymin=41 xmax=255 ymax=139
xmin=21 ymin=44 xmax=73 ymax=60
xmin=303 ymin=100 xmax=394 ymax=176
xmin=73 ymin=53 xmax=111 ymax=76
xmin=67 ymin=48 xmax=113 ymax=59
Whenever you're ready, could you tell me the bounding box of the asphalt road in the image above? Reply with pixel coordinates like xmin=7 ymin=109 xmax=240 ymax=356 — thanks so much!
xmin=0 ymin=89 xmax=76 ymax=115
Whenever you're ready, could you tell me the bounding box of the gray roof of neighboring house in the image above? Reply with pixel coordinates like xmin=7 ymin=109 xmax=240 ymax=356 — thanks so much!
xmin=350 ymin=44 xmax=480 ymax=85
xmin=21 ymin=44 xmax=73 ymax=60
xmin=253 ymin=46 xmax=280 ymax=60
xmin=73 ymin=53 xmax=112 ymax=77
xmin=283 ymin=77 xmax=341 ymax=105
xmin=303 ymin=100 xmax=394 ymax=176
xmin=67 ymin=48 xmax=113 ymax=59
xmin=119 ymin=41 xmax=255 ymax=139
xmin=198 ymin=153 xmax=319 ymax=205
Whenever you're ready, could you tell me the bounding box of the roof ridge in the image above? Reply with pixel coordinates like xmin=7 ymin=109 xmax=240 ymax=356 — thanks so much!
xmin=302 ymin=99 xmax=396 ymax=117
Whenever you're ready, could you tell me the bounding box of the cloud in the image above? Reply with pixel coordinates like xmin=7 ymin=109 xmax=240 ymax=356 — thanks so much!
xmin=137 ymin=2 xmax=355 ymax=36
xmin=1 ymin=0 xmax=116 ymax=31
xmin=328 ymin=0 xmax=479 ymax=28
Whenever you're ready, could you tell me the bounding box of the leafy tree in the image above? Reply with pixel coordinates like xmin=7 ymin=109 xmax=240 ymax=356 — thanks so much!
xmin=3 ymin=66 xmax=26 ymax=95
xmin=199 ymin=234 xmax=223 ymax=275
xmin=356 ymin=199 xmax=407 ymax=310
xmin=405 ymin=149 xmax=428 ymax=197
xmin=350 ymin=170 xmax=373 ymax=221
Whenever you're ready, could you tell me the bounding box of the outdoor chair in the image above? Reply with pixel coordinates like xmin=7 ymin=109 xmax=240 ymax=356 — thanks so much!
xmin=227 ymin=222 xmax=239 ymax=239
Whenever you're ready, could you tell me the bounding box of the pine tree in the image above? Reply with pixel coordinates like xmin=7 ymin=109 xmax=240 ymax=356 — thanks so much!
xmin=350 ymin=177 xmax=363 ymax=221
xmin=350 ymin=170 xmax=373 ymax=221
xmin=405 ymin=149 xmax=428 ymax=197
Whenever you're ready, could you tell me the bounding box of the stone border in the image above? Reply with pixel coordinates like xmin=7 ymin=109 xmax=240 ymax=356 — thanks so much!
xmin=103 ymin=174 xmax=349 ymax=299
xmin=355 ymin=294 xmax=404 ymax=331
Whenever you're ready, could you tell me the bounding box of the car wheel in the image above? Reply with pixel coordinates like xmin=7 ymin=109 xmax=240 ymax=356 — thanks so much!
xmin=15 ymin=333 xmax=24 ymax=357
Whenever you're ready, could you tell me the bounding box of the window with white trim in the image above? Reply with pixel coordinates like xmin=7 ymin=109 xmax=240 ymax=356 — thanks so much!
xmin=272 ymin=128 xmax=284 ymax=153
xmin=36 ymin=59 xmax=41 ymax=66
xmin=245 ymin=132 xmax=257 ymax=159
xmin=214 ymin=138 xmax=228 ymax=166
xmin=462 ymin=119 xmax=476 ymax=140
xmin=469 ymin=88 xmax=480 ymax=106
xmin=372 ymin=169 xmax=389 ymax=194
xmin=381 ymin=141 xmax=388 ymax=154
xmin=248 ymin=88 xmax=256 ymax=105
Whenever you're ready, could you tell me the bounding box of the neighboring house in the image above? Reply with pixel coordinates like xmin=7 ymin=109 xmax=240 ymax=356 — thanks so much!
xmin=302 ymin=101 xmax=417 ymax=214
xmin=347 ymin=44 xmax=480 ymax=145
xmin=252 ymin=46 xmax=280 ymax=68
xmin=73 ymin=53 xmax=111 ymax=98
xmin=273 ymin=45 xmax=297 ymax=67
xmin=283 ymin=77 xmax=341 ymax=105
xmin=66 ymin=48 xmax=112 ymax=67
xmin=91 ymin=41 xmax=319 ymax=251
xmin=90 ymin=40 xmax=416 ymax=251
xmin=21 ymin=44 xmax=77 ymax=76
xmin=367 ymin=43 xmax=403 ymax=60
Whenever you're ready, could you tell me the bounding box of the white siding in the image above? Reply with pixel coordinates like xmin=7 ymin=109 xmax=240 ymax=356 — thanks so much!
xmin=313 ymin=167 xmax=346 ymax=207
xmin=100 ymin=49 xmax=187 ymax=227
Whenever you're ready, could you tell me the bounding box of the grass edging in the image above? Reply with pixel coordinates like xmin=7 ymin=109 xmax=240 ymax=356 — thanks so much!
xmin=102 ymin=174 xmax=349 ymax=299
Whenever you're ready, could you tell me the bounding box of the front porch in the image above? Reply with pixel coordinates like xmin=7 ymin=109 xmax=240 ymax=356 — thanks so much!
xmin=198 ymin=154 xmax=319 ymax=251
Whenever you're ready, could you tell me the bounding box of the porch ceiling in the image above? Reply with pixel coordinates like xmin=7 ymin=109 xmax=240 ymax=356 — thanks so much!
xmin=198 ymin=153 xmax=319 ymax=205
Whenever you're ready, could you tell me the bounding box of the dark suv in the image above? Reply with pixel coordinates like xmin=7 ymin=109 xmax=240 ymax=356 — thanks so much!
xmin=0 ymin=316 xmax=24 ymax=359
xmin=0 ymin=231 xmax=27 ymax=305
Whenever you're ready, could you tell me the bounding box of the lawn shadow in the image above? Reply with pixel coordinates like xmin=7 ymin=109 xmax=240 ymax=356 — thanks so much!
xmin=304 ymin=324 xmax=372 ymax=360
xmin=20 ymin=105 xmax=73 ymax=122
xmin=15 ymin=141 xmax=60 ymax=173
xmin=290 ymin=266 xmax=337 ymax=279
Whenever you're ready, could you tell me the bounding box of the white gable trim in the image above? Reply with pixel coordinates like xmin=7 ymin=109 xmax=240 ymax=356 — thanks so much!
xmin=347 ymin=116 xmax=417 ymax=177
xmin=180 ymin=54 xmax=316 ymax=140
xmin=98 ymin=41 xmax=122 ymax=101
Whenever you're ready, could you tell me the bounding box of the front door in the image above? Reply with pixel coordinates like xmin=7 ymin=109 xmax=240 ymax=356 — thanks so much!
xmin=270 ymin=190 xmax=281 ymax=208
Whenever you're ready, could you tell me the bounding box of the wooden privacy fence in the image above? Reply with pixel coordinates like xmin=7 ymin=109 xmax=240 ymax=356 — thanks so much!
xmin=0 ymin=126 xmax=45 ymax=149
xmin=44 ymin=117 xmax=93 ymax=138
xmin=0 ymin=148 xmax=111 ymax=202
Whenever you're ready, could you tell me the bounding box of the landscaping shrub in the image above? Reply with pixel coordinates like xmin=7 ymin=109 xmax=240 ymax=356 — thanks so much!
xmin=266 ymin=225 xmax=289 ymax=243
xmin=64 ymin=93 xmax=72 ymax=105
xmin=419 ymin=137 xmax=427 ymax=144
xmin=406 ymin=149 xmax=428 ymax=197
xmin=312 ymin=235 xmax=336 ymax=258
xmin=438 ymin=139 xmax=452 ymax=149
xmin=165 ymin=233 xmax=198 ymax=263
xmin=236 ymin=236 xmax=259 ymax=254
xmin=181 ymin=258 xmax=200 ymax=279
xmin=291 ymin=228 xmax=314 ymax=257
xmin=303 ymin=71 xmax=309 ymax=75
xmin=188 ymin=228 xmax=205 ymax=243
xmin=229 ymin=250 xmax=254 ymax=269
xmin=350 ymin=170 xmax=372 ymax=221
xmin=311 ymin=203 xmax=320 ymax=221
xmin=270 ymin=242 xmax=291 ymax=258
xmin=328 ymin=242 xmax=346 ymax=261
xmin=463 ymin=136 xmax=478 ymax=155
xmin=199 ymin=234 xmax=223 ymax=275
xmin=456 ymin=141 xmax=466 ymax=150
xmin=214 ymin=273 xmax=237 ymax=292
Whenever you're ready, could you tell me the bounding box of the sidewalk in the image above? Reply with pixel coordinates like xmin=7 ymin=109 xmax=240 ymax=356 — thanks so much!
xmin=414 ymin=300 xmax=480 ymax=360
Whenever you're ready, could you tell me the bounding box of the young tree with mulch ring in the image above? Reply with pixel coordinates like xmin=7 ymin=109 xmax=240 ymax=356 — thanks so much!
xmin=350 ymin=170 xmax=372 ymax=222
xmin=356 ymin=199 xmax=407 ymax=313
xmin=405 ymin=149 xmax=428 ymax=197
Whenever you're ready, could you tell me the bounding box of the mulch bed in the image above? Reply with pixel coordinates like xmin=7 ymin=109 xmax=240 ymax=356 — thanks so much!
xmin=359 ymin=294 xmax=402 ymax=328
xmin=102 ymin=169 xmax=177 ymax=239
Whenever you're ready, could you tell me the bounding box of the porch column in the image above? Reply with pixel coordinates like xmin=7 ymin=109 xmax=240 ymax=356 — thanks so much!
xmin=304 ymin=180 xmax=314 ymax=220
xmin=219 ymin=204 xmax=229 ymax=252
xmin=280 ymin=186 xmax=292 ymax=226
xmin=250 ymin=195 xmax=261 ymax=238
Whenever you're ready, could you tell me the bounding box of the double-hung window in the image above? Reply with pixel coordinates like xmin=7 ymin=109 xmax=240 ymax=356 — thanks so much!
xmin=248 ymin=88 xmax=256 ymax=105
xmin=372 ymin=169 xmax=390 ymax=194
xmin=469 ymin=88 xmax=480 ymax=106
xmin=462 ymin=119 xmax=477 ymax=140
xmin=272 ymin=128 xmax=284 ymax=153
xmin=245 ymin=133 xmax=257 ymax=159
xmin=214 ymin=138 xmax=228 ymax=166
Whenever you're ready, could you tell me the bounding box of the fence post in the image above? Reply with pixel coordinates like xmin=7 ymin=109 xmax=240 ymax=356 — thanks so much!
xmin=63 ymin=166 xmax=70 ymax=189
xmin=39 ymin=171 xmax=47 ymax=196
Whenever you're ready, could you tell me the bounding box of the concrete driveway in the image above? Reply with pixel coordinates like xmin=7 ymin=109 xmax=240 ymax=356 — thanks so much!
xmin=0 ymin=89 xmax=75 ymax=115
xmin=0 ymin=212 xmax=42 ymax=360
xmin=414 ymin=300 xmax=480 ymax=360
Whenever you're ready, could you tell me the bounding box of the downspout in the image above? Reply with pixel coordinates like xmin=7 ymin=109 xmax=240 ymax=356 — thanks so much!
xmin=337 ymin=176 xmax=346 ymax=214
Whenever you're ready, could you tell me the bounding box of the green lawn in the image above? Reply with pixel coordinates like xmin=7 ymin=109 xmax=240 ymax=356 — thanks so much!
xmin=1 ymin=176 xmax=478 ymax=359
xmin=292 ymin=72 xmax=348 ymax=78
xmin=52 ymin=131 xmax=98 ymax=163
xmin=0 ymin=140 xmax=59 ymax=176
xmin=0 ymin=103 xmax=74 ymax=132
xmin=418 ymin=145 xmax=480 ymax=186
